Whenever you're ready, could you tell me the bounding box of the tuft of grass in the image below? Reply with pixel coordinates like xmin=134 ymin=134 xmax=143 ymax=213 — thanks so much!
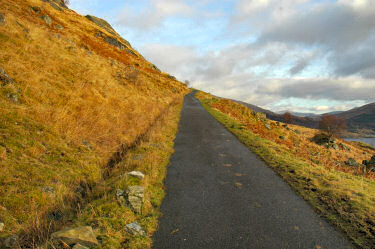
xmin=196 ymin=91 xmax=375 ymax=249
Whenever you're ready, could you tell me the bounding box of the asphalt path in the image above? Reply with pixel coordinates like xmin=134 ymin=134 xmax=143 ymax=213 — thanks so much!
xmin=152 ymin=92 xmax=353 ymax=249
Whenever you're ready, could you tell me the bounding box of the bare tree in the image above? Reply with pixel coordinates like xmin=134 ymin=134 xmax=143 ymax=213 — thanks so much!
xmin=282 ymin=112 xmax=293 ymax=124
xmin=184 ymin=80 xmax=190 ymax=87
xmin=62 ymin=0 xmax=70 ymax=6
xmin=319 ymin=114 xmax=346 ymax=138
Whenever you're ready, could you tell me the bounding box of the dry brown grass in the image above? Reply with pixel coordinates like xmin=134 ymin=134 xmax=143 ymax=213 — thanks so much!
xmin=0 ymin=0 xmax=187 ymax=245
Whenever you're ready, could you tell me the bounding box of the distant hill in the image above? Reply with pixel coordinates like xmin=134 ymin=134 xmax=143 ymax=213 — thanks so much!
xmin=234 ymin=100 xmax=319 ymax=128
xmin=278 ymin=111 xmax=316 ymax=117
xmin=335 ymin=102 xmax=375 ymax=132
xmin=234 ymin=100 xmax=375 ymax=133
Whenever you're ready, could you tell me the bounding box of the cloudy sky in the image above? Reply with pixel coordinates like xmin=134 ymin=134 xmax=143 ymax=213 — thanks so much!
xmin=70 ymin=0 xmax=375 ymax=114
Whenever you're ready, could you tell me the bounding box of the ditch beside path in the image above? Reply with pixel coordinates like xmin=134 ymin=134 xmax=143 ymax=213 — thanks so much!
xmin=152 ymin=92 xmax=353 ymax=249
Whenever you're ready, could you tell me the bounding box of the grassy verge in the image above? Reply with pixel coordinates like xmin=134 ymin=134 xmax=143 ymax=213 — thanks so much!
xmin=43 ymin=99 xmax=184 ymax=249
xmin=196 ymin=91 xmax=375 ymax=249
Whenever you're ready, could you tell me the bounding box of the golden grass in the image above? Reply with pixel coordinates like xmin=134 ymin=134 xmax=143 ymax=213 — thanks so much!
xmin=0 ymin=0 xmax=188 ymax=246
xmin=196 ymin=91 xmax=375 ymax=249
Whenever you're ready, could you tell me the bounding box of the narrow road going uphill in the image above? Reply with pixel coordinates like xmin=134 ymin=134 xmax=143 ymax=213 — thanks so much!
xmin=152 ymin=92 xmax=352 ymax=249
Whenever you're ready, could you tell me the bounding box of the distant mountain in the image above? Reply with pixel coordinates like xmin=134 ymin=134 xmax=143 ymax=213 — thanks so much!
xmin=233 ymin=100 xmax=319 ymax=128
xmin=323 ymin=111 xmax=344 ymax=115
xmin=278 ymin=111 xmax=316 ymax=117
xmin=334 ymin=102 xmax=375 ymax=132
xmin=234 ymin=100 xmax=375 ymax=133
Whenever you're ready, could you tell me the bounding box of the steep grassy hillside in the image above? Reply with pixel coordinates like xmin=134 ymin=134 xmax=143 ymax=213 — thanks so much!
xmin=0 ymin=0 xmax=187 ymax=247
xmin=197 ymin=91 xmax=375 ymax=249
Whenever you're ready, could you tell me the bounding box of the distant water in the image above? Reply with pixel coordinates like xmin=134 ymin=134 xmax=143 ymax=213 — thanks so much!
xmin=345 ymin=137 xmax=375 ymax=147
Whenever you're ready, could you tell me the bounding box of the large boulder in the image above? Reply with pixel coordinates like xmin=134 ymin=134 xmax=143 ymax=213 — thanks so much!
xmin=363 ymin=155 xmax=375 ymax=167
xmin=42 ymin=0 xmax=68 ymax=9
xmin=345 ymin=158 xmax=359 ymax=167
xmin=41 ymin=15 xmax=52 ymax=25
xmin=51 ymin=226 xmax=99 ymax=247
xmin=126 ymin=186 xmax=144 ymax=213
xmin=127 ymin=171 xmax=145 ymax=180
xmin=125 ymin=222 xmax=146 ymax=236
xmin=0 ymin=67 xmax=13 ymax=85
xmin=86 ymin=15 xmax=117 ymax=36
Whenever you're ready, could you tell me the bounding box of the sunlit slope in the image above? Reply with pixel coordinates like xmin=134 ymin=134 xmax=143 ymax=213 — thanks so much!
xmin=0 ymin=0 xmax=187 ymax=241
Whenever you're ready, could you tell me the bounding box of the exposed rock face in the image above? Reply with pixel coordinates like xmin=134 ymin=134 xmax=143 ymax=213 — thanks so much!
xmin=264 ymin=123 xmax=271 ymax=130
xmin=72 ymin=243 xmax=89 ymax=249
xmin=125 ymin=222 xmax=146 ymax=236
xmin=363 ymin=155 xmax=375 ymax=167
xmin=0 ymin=67 xmax=13 ymax=85
xmin=115 ymin=189 xmax=126 ymax=206
xmin=167 ymin=74 xmax=176 ymax=80
xmin=150 ymin=64 xmax=161 ymax=72
xmin=51 ymin=226 xmax=99 ymax=247
xmin=127 ymin=171 xmax=145 ymax=180
xmin=0 ymin=13 xmax=5 ymax=25
xmin=42 ymin=0 xmax=68 ymax=9
xmin=311 ymin=133 xmax=338 ymax=149
xmin=41 ymin=15 xmax=52 ymax=25
xmin=126 ymin=186 xmax=144 ymax=213
xmin=345 ymin=158 xmax=359 ymax=167
xmin=55 ymin=24 xmax=64 ymax=30
xmin=85 ymin=15 xmax=117 ymax=36
xmin=95 ymin=32 xmax=136 ymax=56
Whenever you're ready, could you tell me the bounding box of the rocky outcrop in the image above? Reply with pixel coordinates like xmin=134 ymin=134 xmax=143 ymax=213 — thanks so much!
xmin=86 ymin=15 xmax=117 ymax=36
xmin=150 ymin=64 xmax=161 ymax=72
xmin=345 ymin=158 xmax=359 ymax=167
xmin=363 ymin=155 xmax=375 ymax=167
xmin=0 ymin=13 xmax=5 ymax=25
xmin=125 ymin=222 xmax=146 ymax=236
xmin=51 ymin=226 xmax=99 ymax=247
xmin=311 ymin=133 xmax=338 ymax=149
xmin=42 ymin=0 xmax=68 ymax=9
xmin=127 ymin=171 xmax=145 ymax=180
xmin=115 ymin=189 xmax=126 ymax=206
xmin=0 ymin=67 xmax=13 ymax=85
xmin=126 ymin=186 xmax=144 ymax=213
xmin=95 ymin=32 xmax=136 ymax=56
xmin=41 ymin=15 xmax=52 ymax=25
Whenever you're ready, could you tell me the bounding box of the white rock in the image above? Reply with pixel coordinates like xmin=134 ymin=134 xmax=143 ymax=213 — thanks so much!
xmin=127 ymin=171 xmax=145 ymax=180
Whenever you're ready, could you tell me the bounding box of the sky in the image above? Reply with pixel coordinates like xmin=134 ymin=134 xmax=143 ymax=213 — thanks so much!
xmin=69 ymin=0 xmax=375 ymax=114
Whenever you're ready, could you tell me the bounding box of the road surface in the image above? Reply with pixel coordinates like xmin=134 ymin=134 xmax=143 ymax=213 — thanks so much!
xmin=152 ymin=92 xmax=352 ymax=249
